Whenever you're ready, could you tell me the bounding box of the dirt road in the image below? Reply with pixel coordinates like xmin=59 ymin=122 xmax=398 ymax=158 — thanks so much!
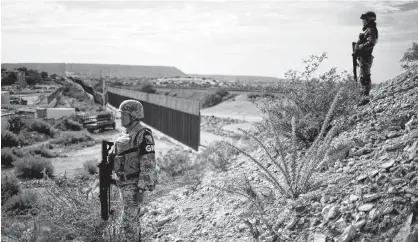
xmin=52 ymin=114 xmax=233 ymax=177
xmin=52 ymin=98 xmax=262 ymax=177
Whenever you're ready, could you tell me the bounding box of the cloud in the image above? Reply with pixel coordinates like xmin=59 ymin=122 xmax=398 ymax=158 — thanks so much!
xmin=1 ymin=0 xmax=417 ymax=82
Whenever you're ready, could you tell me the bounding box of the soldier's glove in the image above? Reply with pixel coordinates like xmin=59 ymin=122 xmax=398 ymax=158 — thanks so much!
xmin=110 ymin=172 xmax=119 ymax=185
xmin=108 ymin=153 xmax=116 ymax=163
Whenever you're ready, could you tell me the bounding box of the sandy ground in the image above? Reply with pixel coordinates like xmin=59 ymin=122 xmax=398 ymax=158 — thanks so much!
xmin=200 ymin=97 xmax=264 ymax=123
xmin=51 ymin=95 xmax=264 ymax=177
xmin=52 ymin=106 xmax=237 ymax=177
xmin=11 ymin=93 xmax=52 ymax=105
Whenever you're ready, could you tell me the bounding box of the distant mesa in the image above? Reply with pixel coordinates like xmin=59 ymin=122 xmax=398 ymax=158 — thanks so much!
xmin=1 ymin=63 xmax=186 ymax=78
xmin=1 ymin=63 xmax=283 ymax=81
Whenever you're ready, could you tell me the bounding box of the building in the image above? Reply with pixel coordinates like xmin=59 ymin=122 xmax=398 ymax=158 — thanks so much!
xmin=34 ymin=84 xmax=58 ymax=91
xmin=1 ymin=91 xmax=10 ymax=105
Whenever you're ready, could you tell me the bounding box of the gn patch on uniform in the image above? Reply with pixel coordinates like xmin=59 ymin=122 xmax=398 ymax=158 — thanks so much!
xmin=139 ymin=129 xmax=155 ymax=155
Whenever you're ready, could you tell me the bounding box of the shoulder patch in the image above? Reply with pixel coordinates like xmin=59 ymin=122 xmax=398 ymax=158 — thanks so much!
xmin=145 ymin=135 xmax=154 ymax=145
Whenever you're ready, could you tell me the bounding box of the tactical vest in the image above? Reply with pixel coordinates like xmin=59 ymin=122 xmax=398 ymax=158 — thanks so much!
xmin=113 ymin=127 xmax=155 ymax=181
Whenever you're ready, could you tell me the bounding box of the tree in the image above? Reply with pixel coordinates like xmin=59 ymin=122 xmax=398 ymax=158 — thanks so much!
xmin=1 ymin=74 xmax=17 ymax=85
xmin=1 ymin=67 xmax=6 ymax=72
xmin=16 ymin=67 xmax=28 ymax=76
xmin=400 ymin=42 xmax=418 ymax=70
xmin=26 ymin=74 xmax=43 ymax=85
xmin=41 ymin=71 xmax=49 ymax=79
xmin=140 ymin=84 xmax=156 ymax=94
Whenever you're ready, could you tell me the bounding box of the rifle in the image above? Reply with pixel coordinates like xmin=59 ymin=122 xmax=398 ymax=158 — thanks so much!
xmin=352 ymin=41 xmax=358 ymax=83
xmin=352 ymin=33 xmax=365 ymax=83
xmin=98 ymin=140 xmax=115 ymax=220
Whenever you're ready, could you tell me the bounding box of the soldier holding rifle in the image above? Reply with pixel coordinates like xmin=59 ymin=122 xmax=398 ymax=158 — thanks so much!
xmin=352 ymin=11 xmax=379 ymax=106
xmin=100 ymin=99 xmax=157 ymax=242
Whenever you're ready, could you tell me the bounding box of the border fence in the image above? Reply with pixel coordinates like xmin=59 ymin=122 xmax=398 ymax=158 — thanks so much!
xmin=47 ymin=87 xmax=64 ymax=105
xmin=69 ymin=77 xmax=201 ymax=151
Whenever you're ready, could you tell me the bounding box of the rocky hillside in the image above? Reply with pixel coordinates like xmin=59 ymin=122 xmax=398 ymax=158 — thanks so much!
xmin=140 ymin=70 xmax=418 ymax=242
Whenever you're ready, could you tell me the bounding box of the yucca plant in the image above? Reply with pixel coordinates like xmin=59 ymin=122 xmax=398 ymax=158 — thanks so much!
xmin=224 ymin=89 xmax=342 ymax=199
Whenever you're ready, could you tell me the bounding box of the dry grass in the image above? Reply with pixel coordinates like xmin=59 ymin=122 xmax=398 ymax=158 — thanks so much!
xmin=1 ymin=177 xmax=131 ymax=242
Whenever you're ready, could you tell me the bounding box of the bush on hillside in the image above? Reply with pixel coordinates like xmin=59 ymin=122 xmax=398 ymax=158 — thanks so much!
xmin=158 ymin=151 xmax=192 ymax=179
xmin=140 ymin=84 xmax=157 ymax=94
xmin=54 ymin=118 xmax=83 ymax=131
xmin=51 ymin=131 xmax=94 ymax=146
xmin=258 ymin=53 xmax=361 ymax=148
xmin=400 ymin=42 xmax=418 ymax=70
xmin=83 ymin=160 xmax=98 ymax=175
xmin=214 ymin=88 xmax=229 ymax=97
xmin=201 ymin=93 xmax=222 ymax=108
xmin=202 ymin=141 xmax=239 ymax=171
xmin=62 ymin=84 xmax=89 ymax=102
xmin=1 ymin=172 xmax=21 ymax=205
xmin=24 ymin=119 xmax=56 ymax=137
xmin=13 ymin=155 xmax=54 ymax=179
xmin=28 ymin=146 xmax=57 ymax=158
xmin=201 ymin=88 xmax=230 ymax=108
xmin=3 ymin=190 xmax=39 ymax=215
xmin=1 ymin=130 xmax=20 ymax=148
xmin=1 ymin=148 xmax=18 ymax=167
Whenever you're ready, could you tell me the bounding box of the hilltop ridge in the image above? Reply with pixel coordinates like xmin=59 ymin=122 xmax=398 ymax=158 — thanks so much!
xmin=1 ymin=63 xmax=186 ymax=78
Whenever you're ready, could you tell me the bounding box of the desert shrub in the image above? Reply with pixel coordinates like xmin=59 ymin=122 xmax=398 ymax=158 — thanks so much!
xmin=222 ymin=93 xmax=238 ymax=101
xmin=8 ymin=116 xmax=25 ymax=134
xmin=214 ymin=88 xmax=229 ymax=97
xmin=3 ymin=190 xmax=39 ymax=214
xmin=11 ymin=147 xmax=24 ymax=157
xmin=201 ymin=88 xmax=230 ymax=108
xmin=258 ymin=53 xmax=361 ymax=148
xmin=62 ymin=84 xmax=89 ymax=101
xmin=158 ymin=151 xmax=192 ymax=179
xmin=29 ymin=146 xmax=57 ymax=158
xmin=1 ymin=172 xmax=22 ymax=205
xmin=51 ymin=131 xmax=94 ymax=146
xmin=13 ymin=155 xmax=54 ymax=179
xmin=75 ymin=168 xmax=92 ymax=180
xmin=226 ymin=89 xmax=341 ymax=199
xmin=54 ymin=118 xmax=83 ymax=131
xmin=214 ymin=91 xmax=342 ymax=241
xmin=140 ymin=84 xmax=157 ymax=94
xmin=1 ymin=148 xmax=18 ymax=167
xmin=201 ymin=93 xmax=222 ymax=108
xmin=16 ymin=129 xmax=37 ymax=146
xmin=202 ymin=141 xmax=239 ymax=171
xmin=2 ymin=178 xmax=125 ymax=242
xmin=400 ymin=42 xmax=418 ymax=70
xmin=24 ymin=119 xmax=56 ymax=136
xmin=248 ymin=93 xmax=260 ymax=99
xmin=1 ymin=130 xmax=20 ymax=148
xmin=83 ymin=159 xmax=98 ymax=175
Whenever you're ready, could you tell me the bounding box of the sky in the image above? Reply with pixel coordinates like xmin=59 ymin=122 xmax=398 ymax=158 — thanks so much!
xmin=1 ymin=0 xmax=418 ymax=82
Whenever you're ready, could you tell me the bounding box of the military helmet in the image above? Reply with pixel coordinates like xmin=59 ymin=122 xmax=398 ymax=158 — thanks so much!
xmin=118 ymin=100 xmax=144 ymax=119
xmin=360 ymin=11 xmax=376 ymax=21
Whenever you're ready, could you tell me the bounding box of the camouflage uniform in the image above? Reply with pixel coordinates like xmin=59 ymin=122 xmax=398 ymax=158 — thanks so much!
xmin=356 ymin=12 xmax=378 ymax=97
xmin=111 ymin=100 xmax=157 ymax=241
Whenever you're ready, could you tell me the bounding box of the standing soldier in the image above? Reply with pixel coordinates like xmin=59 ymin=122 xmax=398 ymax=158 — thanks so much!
xmin=110 ymin=99 xmax=157 ymax=242
xmin=353 ymin=11 xmax=379 ymax=106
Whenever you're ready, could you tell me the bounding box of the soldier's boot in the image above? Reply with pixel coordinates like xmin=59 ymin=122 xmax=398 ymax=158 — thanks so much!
xmin=358 ymin=75 xmax=371 ymax=106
